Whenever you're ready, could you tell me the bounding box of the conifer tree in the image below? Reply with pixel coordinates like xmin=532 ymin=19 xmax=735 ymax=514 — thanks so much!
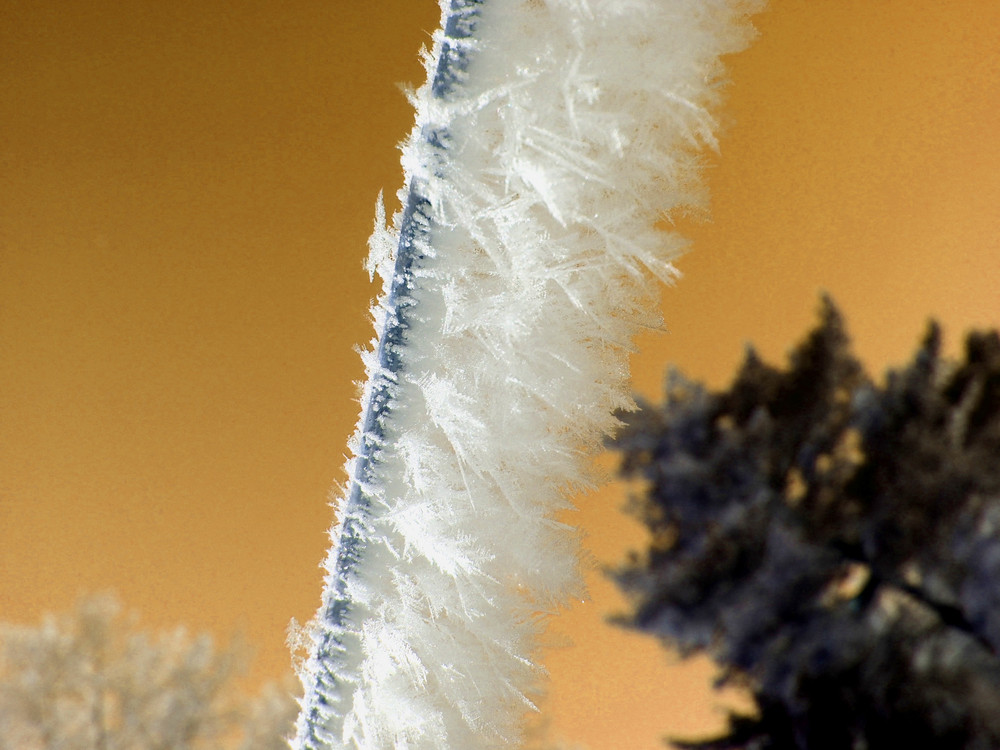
xmin=613 ymin=297 xmax=1000 ymax=749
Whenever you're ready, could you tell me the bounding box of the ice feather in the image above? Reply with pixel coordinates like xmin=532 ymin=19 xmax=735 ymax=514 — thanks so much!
xmin=293 ymin=1 xmax=762 ymax=748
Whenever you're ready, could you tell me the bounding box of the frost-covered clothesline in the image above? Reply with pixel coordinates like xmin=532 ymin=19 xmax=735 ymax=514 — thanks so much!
xmin=293 ymin=2 xmax=762 ymax=748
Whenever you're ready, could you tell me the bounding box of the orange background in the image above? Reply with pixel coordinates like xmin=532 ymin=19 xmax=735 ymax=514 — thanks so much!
xmin=2 ymin=2 xmax=999 ymax=748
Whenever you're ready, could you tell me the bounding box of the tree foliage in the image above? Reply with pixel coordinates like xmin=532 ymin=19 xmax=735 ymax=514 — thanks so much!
xmin=613 ymin=297 xmax=1000 ymax=749
xmin=0 ymin=593 xmax=298 ymax=750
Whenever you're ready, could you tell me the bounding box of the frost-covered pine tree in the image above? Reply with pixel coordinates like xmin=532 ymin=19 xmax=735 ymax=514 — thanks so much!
xmin=292 ymin=2 xmax=762 ymax=748
xmin=613 ymin=298 xmax=1000 ymax=749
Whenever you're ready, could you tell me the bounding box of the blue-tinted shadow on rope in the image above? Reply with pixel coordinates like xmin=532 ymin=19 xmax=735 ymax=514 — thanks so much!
xmin=297 ymin=2 xmax=484 ymax=748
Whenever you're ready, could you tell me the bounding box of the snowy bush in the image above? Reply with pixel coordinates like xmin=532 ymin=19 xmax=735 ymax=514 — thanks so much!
xmin=0 ymin=594 xmax=298 ymax=750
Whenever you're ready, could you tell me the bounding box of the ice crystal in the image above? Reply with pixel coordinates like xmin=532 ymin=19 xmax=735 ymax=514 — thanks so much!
xmin=293 ymin=2 xmax=762 ymax=747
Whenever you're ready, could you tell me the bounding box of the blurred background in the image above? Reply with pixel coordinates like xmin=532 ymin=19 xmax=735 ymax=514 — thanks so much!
xmin=2 ymin=1 xmax=998 ymax=747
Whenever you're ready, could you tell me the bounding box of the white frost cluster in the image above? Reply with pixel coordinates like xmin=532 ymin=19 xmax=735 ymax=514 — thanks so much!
xmin=295 ymin=1 xmax=761 ymax=748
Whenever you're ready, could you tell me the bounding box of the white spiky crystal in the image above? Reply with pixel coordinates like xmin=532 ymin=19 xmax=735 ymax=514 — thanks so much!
xmin=293 ymin=1 xmax=762 ymax=748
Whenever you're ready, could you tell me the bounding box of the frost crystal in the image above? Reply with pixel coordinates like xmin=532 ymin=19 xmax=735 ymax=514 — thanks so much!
xmin=293 ymin=1 xmax=762 ymax=748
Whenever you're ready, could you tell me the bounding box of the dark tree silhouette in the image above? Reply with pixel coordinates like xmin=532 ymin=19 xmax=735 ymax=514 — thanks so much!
xmin=613 ymin=297 xmax=1000 ymax=750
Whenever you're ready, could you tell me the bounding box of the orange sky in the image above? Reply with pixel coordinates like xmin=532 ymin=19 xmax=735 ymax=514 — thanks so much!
xmin=2 ymin=2 xmax=999 ymax=748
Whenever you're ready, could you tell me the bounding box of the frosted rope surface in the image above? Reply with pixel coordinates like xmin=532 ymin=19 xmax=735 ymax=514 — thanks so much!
xmin=293 ymin=1 xmax=762 ymax=748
